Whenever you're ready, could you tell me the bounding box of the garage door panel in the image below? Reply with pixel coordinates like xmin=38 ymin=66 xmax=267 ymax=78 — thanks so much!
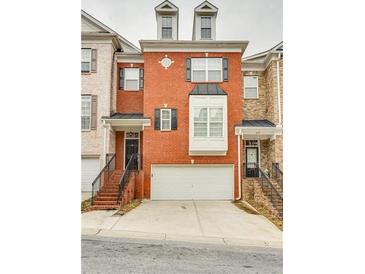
xmin=151 ymin=165 xmax=233 ymax=200
xmin=81 ymin=158 xmax=100 ymax=192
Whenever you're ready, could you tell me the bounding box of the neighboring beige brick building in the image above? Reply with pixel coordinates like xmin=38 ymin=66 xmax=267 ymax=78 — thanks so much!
xmin=81 ymin=10 xmax=140 ymax=200
xmin=235 ymin=42 xmax=283 ymax=217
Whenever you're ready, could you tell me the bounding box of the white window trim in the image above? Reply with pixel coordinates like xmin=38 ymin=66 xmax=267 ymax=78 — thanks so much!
xmin=160 ymin=109 xmax=171 ymax=131
xmin=81 ymin=95 xmax=92 ymax=131
xmin=81 ymin=48 xmax=92 ymax=73
xmin=200 ymin=16 xmax=212 ymax=40
xmin=244 ymin=76 xmax=259 ymax=99
xmin=124 ymin=68 xmax=140 ymax=91
xmin=191 ymin=58 xmax=223 ymax=83
xmin=193 ymin=106 xmax=223 ymax=138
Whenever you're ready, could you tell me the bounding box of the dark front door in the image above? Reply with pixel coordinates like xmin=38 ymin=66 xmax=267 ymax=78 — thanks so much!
xmin=125 ymin=139 xmax=138 ymax=169
xmin=246 ymin=147 xmax=259 ymax=177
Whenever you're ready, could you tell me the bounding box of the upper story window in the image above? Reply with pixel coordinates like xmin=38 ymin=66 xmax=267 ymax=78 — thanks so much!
xmin=81 ymin=48 xmax=91 ymax=73
xmin=191 ymin=58 xmax=222 ymax=82
xmin=244 ymin=76 xmax=259 ymax=99
xmin=201 ymin=17 xmax=212 ymax=39
xmin=160 ymin=109 xmax=171 ymax=131
xmin=81 ymin=48 xmax=97 ymax=73
xmin=193 ymin=107 xmax=223 ymax=137
xmin=161 ymin=16 xmax=173 ymax=39
xmin=81 ymin=95 xmax=92 ymax=130
xmin=124 ymin=68 xmax=140 ymax=90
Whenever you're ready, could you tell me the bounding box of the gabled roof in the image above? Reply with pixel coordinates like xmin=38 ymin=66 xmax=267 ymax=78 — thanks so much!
xmin=81 ymin=10 xmax=140 ymax=53
xmin=242 ymin=41 xmax=283 ymax=71
xmin=189 ymin=84 xmax=227 ymax=95
xmin=155 ymin=0 xmax=179 ymax=12
xmin=194 ymin=1 xmax=218 ymax=13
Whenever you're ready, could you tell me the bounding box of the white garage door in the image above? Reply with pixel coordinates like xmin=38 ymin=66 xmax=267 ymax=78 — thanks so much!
xmin=81 ymin=158 xmax=100 ymax=192
xmin=151 ymin=165 xmax=234 ymax=200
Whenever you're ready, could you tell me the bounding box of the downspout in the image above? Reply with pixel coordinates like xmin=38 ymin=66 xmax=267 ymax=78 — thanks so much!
xmin=102 ymin=120 xmax=107 ymax=167
xmin=236 ymin=134 xmax=242 ymax=200
xmin=110 ymin=50 xmax=117 ymax=115
xmin=276 ymin=53 xmax=282 ymax=125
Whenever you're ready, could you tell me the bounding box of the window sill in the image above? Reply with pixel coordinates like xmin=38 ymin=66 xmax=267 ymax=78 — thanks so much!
xmin=244 ymin=97 xmax=259 ymax=100
xmin=191 ymin=81 xmax=223 ymax=84
xmin=119 ymin=89 xmax=143 ymax=92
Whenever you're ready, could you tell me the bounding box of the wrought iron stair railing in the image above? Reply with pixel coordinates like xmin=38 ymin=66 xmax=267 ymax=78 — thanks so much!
xmin=272 ymin=163 xmax=283 ymax=189
xmin=117 ymin=153 xmax=139 ymax=202
xmin=91 ymin=153 xmax=116 ymax=205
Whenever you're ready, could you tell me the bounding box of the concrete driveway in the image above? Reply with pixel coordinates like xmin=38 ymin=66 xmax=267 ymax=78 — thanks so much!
xmin=82 ymin=200 xmax=282 ymax=248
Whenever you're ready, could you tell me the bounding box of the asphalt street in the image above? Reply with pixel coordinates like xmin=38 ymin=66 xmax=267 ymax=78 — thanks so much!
xmin=82 ymin=236 xmax=282 ymax=274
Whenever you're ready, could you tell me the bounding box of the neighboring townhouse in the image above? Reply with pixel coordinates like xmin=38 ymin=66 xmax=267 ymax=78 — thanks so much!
xmin=237 ymin=42 xmax=283 ymax=217
xmin=90 ymin=0 xmax=249 ymax=209
xmin=81 ymin=10 xmax=140 ymax=201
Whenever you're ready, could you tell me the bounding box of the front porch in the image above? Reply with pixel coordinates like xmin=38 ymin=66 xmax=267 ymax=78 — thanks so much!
xmin=90 ymin=113 xmax=150 ymax=209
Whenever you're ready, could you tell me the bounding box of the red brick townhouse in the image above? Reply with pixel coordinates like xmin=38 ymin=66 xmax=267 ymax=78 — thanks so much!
xmin=89 ymin=0 xmax=250 ymax=208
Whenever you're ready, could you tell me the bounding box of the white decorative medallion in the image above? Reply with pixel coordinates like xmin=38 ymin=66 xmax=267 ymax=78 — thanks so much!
xmin=159 ymin=55 xmax=174 ymax=70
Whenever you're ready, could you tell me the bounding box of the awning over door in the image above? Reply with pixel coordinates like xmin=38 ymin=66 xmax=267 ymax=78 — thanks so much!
xmin=235 ymin=119 xmax=282 ymax=140
xmin=101 ymin=112 xmax=151 ymax=131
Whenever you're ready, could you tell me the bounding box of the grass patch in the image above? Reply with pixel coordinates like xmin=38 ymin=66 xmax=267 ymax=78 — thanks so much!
xmin=81 ymin=198 xmax=92 ymax=213
xmin=234 ymin=200 xmax=283 ymax=231
xmin=114 ymin=199 xmax=142 ymax=216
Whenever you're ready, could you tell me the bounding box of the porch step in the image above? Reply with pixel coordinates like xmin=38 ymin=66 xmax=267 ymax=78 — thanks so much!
xmin=94 ymin=196 xmax=118 ymax=202
xmin=93 ymin=200 xmax=119 ymax=206
xmin=97 ymin=193 xmax=119 ymax=197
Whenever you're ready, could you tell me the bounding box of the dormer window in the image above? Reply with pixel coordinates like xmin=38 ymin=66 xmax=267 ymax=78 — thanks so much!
xmin=201 ymin=17 xmax=211 ymax=39
xmin=162 ymin=16 xmax=173 ymax=39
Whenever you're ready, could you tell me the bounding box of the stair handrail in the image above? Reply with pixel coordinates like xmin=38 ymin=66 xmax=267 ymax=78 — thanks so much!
xmin=272 ymin=163 xmax=283 ymax=189
xmin=91 ymin=153 xmax=116 ymax=205
xmin=117 ymin=153 xmax=139 ymax=202
xmin=255 ymin=163 xmax=282 ymax=200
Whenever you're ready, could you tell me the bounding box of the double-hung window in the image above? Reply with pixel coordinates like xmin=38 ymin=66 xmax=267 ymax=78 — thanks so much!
xmin=201 ymin=17 xmax=211 ymax=39
xmin=81 ymin=48 xmax=91 ymax=73
xmin=161 ymin=16 xmax=172 ymax=39
xmin=124 ymin=68 xmax=140 ymax=90
xmin=160 ymin=109 xmax=171 ymax=131
xmin=191 ymin=58 xmax=222 ymax=82
xmin=244 ymin=76 xmax=259 ymax=99
xmin=81 ymin=95 xmax=92 ymax=130
xmin=194 ymin=107 xmax=223 ymax=137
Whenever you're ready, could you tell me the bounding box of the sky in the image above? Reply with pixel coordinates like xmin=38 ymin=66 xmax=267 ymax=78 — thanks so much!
xmin=81 ymin=0 xmax=282 ymax=57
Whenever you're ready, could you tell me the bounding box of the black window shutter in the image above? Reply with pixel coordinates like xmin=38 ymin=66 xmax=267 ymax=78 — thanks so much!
xmin=223 ymin=58 xmax=228 ymax=81
xmin=139 ymin=68 xmax=144 ymax=90
xmin=119 ymin=68 xmax=124 ymax=90
xmin=91 ymin=95 xmax=97 ymax=130
xmin=186 ymin=58 xmax=191 ymax=81
xmin=154 ymin=109 xmax=160 ymax=130
xmin=171 ymin=109 xmax=177 ymax=130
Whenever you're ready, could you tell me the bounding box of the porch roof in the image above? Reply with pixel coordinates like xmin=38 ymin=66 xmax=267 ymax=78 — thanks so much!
xmin=235 ymin=119 xmax=282 ymax=140
xmin=101 ymin=112 xmax=151 ymax=131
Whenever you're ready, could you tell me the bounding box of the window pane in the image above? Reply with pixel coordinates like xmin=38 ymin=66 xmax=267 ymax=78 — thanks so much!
xmin=124 ymin=68 xmax=139 ymax=78
xmin=210 ymin=123 xmax=223 ymax=137
xmin=208 ymin=70 xmax=221 ymax=81
xmin=191 ymin=58 xmax=206 ymax=70
xmin=81 ymin=116 xmax=90 ymax=130
xmin=194 ymin=123 xmax=208 ymax=136
xmin=162 ymin=16 xmax=172 ymax=27
xmin=161 ymin=120 xmax=170 ymax=130
xmin=245 ymin=87 xmax=258 ymax=99
xmin=201 ymin=17 xmax=211 ymax=28
xmin=81 ymin=62 xmax=90 ymax=72
xmin=194 ymin=108 xmax=207 ymax=122
xmin=208 ymin=58 xmax=221 ymax=70
xmin=210 ymin=108 xmax=223 ymax=122
xmin=192 ymin=71 xmax=205 ymax=82
xmin=162 ymin=28 xmax=172 ymax=39
xmin=81 ymin=49 xmax=91 ymax=62
xmin=161 ymin=109 xmax=170 ymax=119
xmin=201 ymin=28 xmax=211 ymax=39
xmin=125 ymin=80 xmax=138 ymax=90
xmin=244 ymin=76 xmax=258 ymax=87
